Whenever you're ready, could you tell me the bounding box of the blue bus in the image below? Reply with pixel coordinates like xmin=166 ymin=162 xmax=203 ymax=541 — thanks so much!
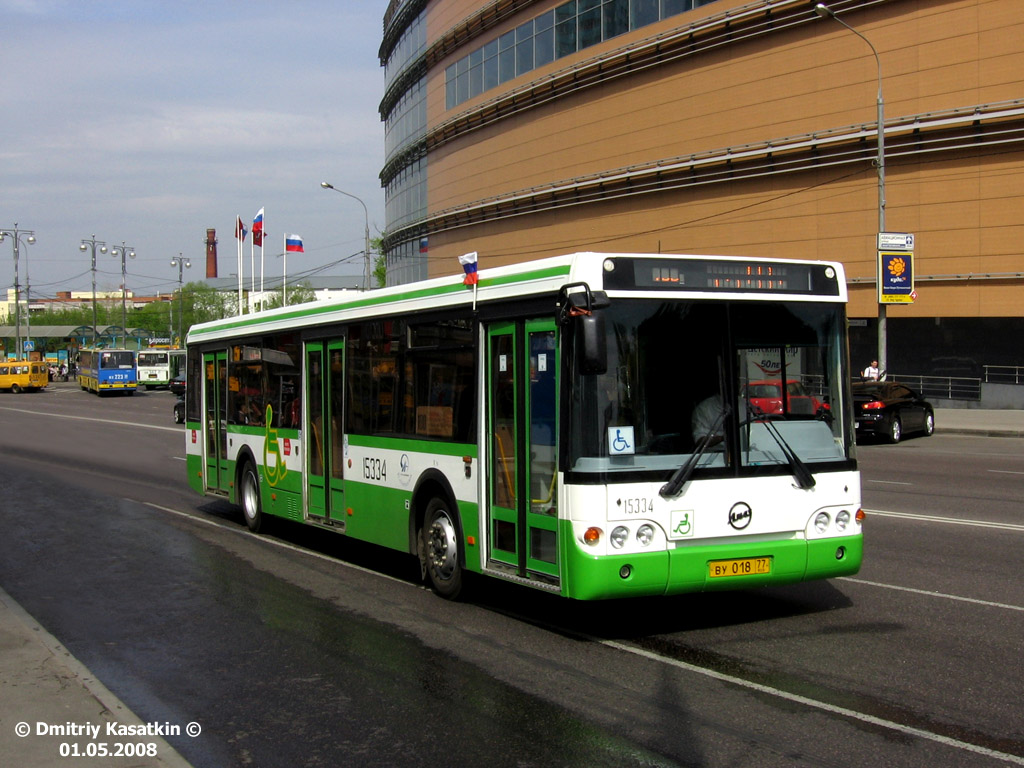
xmin=78 ymin=348 xmax=137 ymax=395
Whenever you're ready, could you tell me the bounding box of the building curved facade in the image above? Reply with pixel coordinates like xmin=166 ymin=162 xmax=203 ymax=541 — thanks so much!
xmin=379 ymin=0 xmax=1024 ymax=374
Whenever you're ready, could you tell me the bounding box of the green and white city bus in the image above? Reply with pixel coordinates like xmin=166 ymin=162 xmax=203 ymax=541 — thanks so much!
xmin=184 ymin=252 xmax=862 ymax=600
xmin=137 ymin=346 xmax=185 ymax=389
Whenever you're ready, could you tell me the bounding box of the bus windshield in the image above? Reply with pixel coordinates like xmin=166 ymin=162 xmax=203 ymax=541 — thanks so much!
xmin=137 ymin=351 xmax=167 ymax=367
xmin=100 ymin=351 xmax=135 ymax=369
xmin=567 ymin=299 xmax=852 ymax=474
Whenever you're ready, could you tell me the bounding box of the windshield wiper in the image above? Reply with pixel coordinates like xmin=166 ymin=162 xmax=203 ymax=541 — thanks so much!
xmin=757 ymin=418 xmax=816 ymax=489
xmin=660 ymin=404 xmax=730 ymax=498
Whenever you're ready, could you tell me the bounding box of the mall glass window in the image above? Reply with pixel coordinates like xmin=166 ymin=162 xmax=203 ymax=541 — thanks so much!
xmin=445 ymin=0 xmax=701 ymax=109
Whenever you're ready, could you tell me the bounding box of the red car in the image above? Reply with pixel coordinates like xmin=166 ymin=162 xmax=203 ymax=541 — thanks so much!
xmin=745 ymin=379 xmax=829 ymax=417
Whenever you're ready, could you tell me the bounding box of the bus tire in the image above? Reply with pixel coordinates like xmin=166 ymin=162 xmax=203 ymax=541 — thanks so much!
xmin=421 ymin=497 xmax=463 ymax=600
xmin=10 ymin=384 xmax=22 ymax=394
xmin=239 ymin=461 xmax=264 ymax=533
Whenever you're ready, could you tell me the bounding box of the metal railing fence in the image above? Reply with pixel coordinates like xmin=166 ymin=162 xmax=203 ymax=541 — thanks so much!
xmin=984 ymin=366 xmax=1024 ymax=385
xmin=888 ymin=374 xmax=981 ymax=401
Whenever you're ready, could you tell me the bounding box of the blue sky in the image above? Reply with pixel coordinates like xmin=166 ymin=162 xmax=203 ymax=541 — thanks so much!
xmin=0 ymin=0 xmax=386 ymax=300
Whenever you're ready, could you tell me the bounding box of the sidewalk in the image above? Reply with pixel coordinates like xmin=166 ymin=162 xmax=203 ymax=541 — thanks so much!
xmin=0 ymin=587 xmax=192 ymax=768
xmin=934 ymin=407 xmax=1024 ymax=438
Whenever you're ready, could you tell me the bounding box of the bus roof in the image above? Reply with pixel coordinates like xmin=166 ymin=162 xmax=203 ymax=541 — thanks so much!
xmin=187 ymin=252 xmax=847 ymax=345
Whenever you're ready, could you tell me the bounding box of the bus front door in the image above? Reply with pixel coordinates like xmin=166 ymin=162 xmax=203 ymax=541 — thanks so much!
xmin=486 ymin=321 xmax=559 ymax=585
xmin=203 ymin=351 xmax=230 ymax=493
xmin=305 ymin=340 xmax=346 ymax=525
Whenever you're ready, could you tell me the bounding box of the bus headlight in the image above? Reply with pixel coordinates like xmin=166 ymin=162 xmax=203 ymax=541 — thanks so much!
xmin=814 ymin=512 xmax=831 ymax=534
xmin=610 ymin=526 xmax=629 ymax=549
xmin=636 ymin=524 xmax=655 ymax=547
xmin=835 ymin=510 xmax=851 ymax=531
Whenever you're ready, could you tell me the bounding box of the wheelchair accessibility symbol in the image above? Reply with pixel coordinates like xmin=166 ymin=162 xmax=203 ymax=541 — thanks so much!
xmin=607 ymin=426 xmax=635 ymax=456
xmin=670 ymin=510 xmax=694 ymax=538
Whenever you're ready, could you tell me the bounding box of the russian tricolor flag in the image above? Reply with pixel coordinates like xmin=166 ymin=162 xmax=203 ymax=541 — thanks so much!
xmin=459 ymin=251 xmax=478 ymax=286
xmin=252 ymin=207 xmax=264 ymax=246
xmin=285 ymin=234 xmax=304 ymax=253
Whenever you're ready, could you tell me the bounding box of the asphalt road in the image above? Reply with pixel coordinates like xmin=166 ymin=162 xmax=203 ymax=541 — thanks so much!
xmin=0 ymin=384 xmax=1022 ymax=767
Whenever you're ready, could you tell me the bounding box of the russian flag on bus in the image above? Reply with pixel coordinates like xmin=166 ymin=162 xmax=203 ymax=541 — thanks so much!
xmin=285 ymin=234 xmax=304 ymax=253
xmin=252 ymin=208 xmax=265 ymax=246
xmin=459 ymin=251 xmax=479 ymax=286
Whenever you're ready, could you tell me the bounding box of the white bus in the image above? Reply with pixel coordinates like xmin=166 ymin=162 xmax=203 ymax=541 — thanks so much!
xmin=137 ymin=347 xmax=185 ymax=389
xmin=183 ymin=252 xmax=862 ymax=600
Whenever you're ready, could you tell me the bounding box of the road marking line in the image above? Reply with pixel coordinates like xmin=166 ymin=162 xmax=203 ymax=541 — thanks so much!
xmin=597 ymin=638 xmax=1024 ymax=766
xmin=864 ymin=508 xmax=1024 ymax=532
xmin=0 ymin=406 xmax=179 ymax=432
xmin=838 ymin=577 xmax=1024 ymax=612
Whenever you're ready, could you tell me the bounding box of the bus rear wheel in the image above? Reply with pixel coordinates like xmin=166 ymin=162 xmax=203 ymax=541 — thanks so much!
xmin=421 ymin=498 xmax=463 ymax=600
xmin=10 ymin=384 xmax=22 ymax=394
xmin=239 ymin=461 xmax=263 ymax=533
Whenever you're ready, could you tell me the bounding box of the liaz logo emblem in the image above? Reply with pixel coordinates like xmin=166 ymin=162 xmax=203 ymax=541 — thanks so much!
xmin=728 ymin=502 xmax=752 ymax=531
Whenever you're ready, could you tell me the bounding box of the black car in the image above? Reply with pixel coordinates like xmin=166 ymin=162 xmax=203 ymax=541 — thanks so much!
xmin=173 ymin=394 xmax=186 ymax=424
xmin=169 ymin=374 xmax=186 ymax=396
xmin=852 ymin=381 xmax=934 ymax=443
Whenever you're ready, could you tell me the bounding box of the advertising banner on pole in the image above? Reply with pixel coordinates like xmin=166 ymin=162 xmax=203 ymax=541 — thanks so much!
xmin=877 ymin=233 xmax=915 ymax=304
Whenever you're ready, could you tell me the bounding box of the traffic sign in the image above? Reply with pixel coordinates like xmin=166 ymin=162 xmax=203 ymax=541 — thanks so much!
xmin=878 ymin=232 xmax=915 ymax=251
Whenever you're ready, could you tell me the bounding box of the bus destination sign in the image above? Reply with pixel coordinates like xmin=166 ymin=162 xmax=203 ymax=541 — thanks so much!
xmin=604 ymin=257 xmax=839 ymax=296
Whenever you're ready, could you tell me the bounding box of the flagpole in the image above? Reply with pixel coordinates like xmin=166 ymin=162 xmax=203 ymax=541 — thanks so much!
xmin=236 ymin=216 xmax=243 ymax=315
xmin=260 ymin=210 xmax=266 ymax=310
xmin=283 ymin=233 xmax=288 ymax=307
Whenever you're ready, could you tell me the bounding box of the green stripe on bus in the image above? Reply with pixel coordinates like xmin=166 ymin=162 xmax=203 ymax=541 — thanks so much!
xmin=347 ymin=434 xmax=477 ymax=458
xmin=188 ymin=264 xmax=572 ymax=340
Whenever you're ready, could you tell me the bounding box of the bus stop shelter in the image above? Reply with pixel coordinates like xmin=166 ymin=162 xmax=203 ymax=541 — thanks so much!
xmin=0 ymin=325 xmax=155 ymax=359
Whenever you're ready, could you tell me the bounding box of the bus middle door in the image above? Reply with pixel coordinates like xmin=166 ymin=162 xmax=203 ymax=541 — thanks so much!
xmin=486 ymin=320 xmax=559 ymax=585
xmin=203 ymin=350 xmax=230 ymax=493
xmin=305 ymin=340 xmax=346 ymax=526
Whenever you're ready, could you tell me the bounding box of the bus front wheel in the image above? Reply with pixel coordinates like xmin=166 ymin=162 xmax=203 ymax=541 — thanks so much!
xmin=421 ymin=498 xmax=463 ymax=600
xmin=239 ymin=461 xmax=263 ymax=533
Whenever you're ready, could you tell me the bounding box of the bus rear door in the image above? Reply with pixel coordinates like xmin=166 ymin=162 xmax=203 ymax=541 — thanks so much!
xmin=486 ymin=320 xmax=560 ymax=586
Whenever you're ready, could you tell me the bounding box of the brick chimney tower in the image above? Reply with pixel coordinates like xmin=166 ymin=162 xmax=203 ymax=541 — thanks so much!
xmin=205 ymin=228 xmax=218 ymax=278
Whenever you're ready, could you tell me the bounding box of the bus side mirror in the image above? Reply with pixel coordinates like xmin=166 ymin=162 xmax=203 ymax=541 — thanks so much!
xmin=577 ymin=313 xmax=607 ymax=375
xmin=558 ymin=283 xmax=610 ymax=375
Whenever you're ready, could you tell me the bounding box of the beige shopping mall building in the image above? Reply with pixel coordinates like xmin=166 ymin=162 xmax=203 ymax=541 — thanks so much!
xmin=378 ymin=0 xmax=1024 ymax=375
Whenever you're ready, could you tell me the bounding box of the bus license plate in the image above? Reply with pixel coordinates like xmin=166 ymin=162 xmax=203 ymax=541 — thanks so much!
xmin=708 ymin=557 xmax=771 ymax=578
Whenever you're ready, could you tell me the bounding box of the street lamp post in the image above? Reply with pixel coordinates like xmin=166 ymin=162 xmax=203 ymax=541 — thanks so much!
xmin=815 ymin=2 xmax=888 ymax=375
xmin=79 ymin=235 xmax=108 ymax=345
xmin=170 ymin=253 xmax=191 ymax=345
xmin=320 ymin=181 xmax=371 ymax=290
xmin=0 ymin=223 xmax=36 ymax=361
xmin=110 ymin=242 xmax=136 ymax=348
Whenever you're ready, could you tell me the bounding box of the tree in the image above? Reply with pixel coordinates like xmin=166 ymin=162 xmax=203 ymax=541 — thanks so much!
xmin=183 ymin=281 xmax=234 ymax=326
xmin=261 ymin=282 xmax=316 ymax=310
xmin=371 ymin=234 xmax=387 ymax=288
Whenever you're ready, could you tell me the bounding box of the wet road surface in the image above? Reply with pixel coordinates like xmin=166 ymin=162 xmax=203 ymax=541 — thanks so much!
xmin=1 ymin=388 xmax=1022 ymax=766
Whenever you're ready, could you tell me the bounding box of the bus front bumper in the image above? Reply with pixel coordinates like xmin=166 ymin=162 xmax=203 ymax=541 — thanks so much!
xmin=562 ymin=534 xmax=863 ymax=600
